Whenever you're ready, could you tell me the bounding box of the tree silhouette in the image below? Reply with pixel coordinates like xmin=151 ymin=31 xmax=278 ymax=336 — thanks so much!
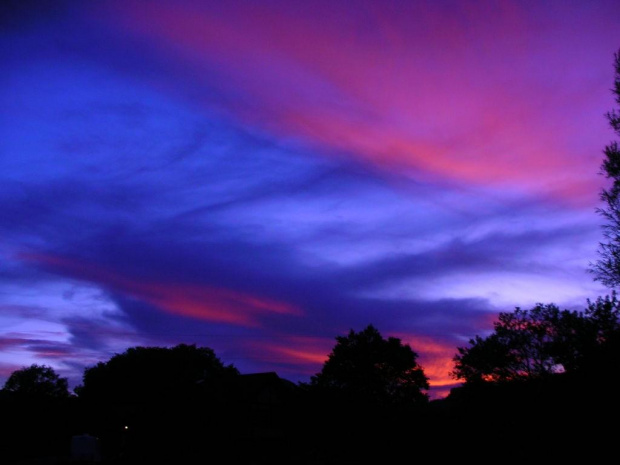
xmin=71 ymin=344 xmax=240 ymax=463
xmin=592 ymin=48 xmax=620 ymax=287
xmin=310 ymin=325 xmax=429 ymax=405
xmin=453 ymin=305 xmax=561 ymax=383
xmin=578 ymin=293 xmax=620 ymax=375
xmin=2 ymin=364 xmax=69 ymax=398
xmin=76 ymin=343 xmax=238 ymax=402
xmin=452 ymin=299 xmax=620 ymax=384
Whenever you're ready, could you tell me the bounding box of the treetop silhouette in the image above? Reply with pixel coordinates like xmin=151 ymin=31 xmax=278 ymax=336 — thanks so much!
xmin=2 ymin=364 xmax=70 ymax=398
xmin=592 ymin=48 xmax=620 ymax=287
xmin=76 ymin=343 xmax=238 ymax=401
xmin=310 ymin=324 xmax=429 ymax=406
xmin=452 ymin=297 xmax=620 ymax=384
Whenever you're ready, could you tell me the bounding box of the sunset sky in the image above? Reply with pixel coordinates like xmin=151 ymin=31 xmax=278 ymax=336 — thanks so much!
xmin=2 ymin=0 xmax=620 ymax=398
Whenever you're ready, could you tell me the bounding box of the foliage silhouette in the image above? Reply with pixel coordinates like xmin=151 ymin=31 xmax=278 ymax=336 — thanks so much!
xmin=76 ymin=343 xmax=238 ymax=402
xmin=592 ymin=48 xmax=620 ymax=287
xmin=2 ymin=363 xmax=69 ymax=398
xmin=577 ymin=293 xmax=620 ymax=377
xmin=71 ymin=344 xmax=242 ymax=462
xmin=453 ymin=304 xmax=563 ymax=382
xmin=452 ymin=298 xmax=620 ymax=383
xmin=310 ymin=324 xmax=429 ymax=406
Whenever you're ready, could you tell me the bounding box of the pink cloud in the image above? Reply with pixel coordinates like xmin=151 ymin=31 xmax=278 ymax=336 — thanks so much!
xmin=87 ymin=0 xmax=616 ymax=202
xmin=0 ymin=336 xmax=76 ymax=362
xmin=0 ymin=363 xmax=22 ymax=379
xmin=0 ymin=337 xmax=28 ymax=351
xmin=243 ymin=335 xmax=332 ymax=372
xmin=19 ymin=252 xmax=302 ymax=327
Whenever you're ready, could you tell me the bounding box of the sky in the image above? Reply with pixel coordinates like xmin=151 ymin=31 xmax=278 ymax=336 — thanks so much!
xmin=1 ymin=0 xmax=619 ymax=399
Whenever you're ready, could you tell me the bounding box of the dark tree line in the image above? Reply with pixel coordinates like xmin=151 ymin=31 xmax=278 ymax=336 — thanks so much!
xmin=75 ymin=343 xmax=239 ymax=402
xmin=1 ymin=331 xmax=431 ymax=464
xmin=3 ymin=312 xmax=619 ymax=463
xmin=452 ymin=296 xmax=620 ymax=384
xmin=3 ymin=327 xmax=430 ymax=405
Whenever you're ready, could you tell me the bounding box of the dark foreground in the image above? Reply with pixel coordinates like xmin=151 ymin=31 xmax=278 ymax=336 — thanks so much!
xmin=2 ymin=374 xmax=618 ymax=464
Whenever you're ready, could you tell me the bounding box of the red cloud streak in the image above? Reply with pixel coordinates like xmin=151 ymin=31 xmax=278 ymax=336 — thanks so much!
xmin=19 ymin=252 xmax=302 ymax=327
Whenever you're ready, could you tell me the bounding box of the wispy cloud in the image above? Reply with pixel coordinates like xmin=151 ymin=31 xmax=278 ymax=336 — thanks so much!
xmin=1 ymin=0 xmax=616 ymax=394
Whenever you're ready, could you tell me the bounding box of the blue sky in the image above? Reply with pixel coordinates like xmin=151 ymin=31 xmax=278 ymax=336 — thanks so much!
xmin=1 ymin=0 xmax=619 ymax=397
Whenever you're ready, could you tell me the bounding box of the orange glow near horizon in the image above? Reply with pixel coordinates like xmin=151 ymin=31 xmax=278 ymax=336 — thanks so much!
xmin=247 ymin=332 xmax=465 ymax=398
xmin=396 ymin=332 xmax=463 ymax=396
